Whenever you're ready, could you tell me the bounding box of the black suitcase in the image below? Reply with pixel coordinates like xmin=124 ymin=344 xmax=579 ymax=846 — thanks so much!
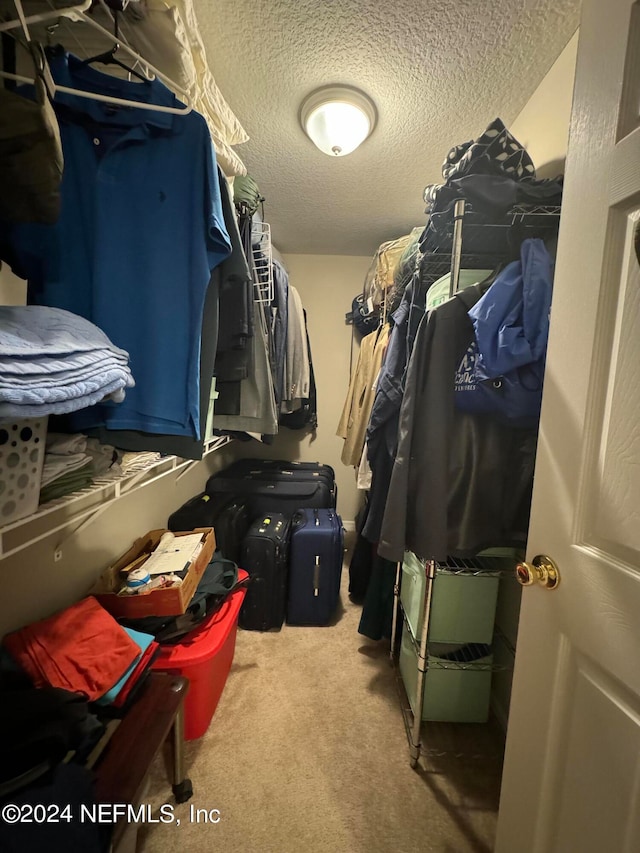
xmin=240 ymin=513 xmax=291 ymax=631
xmin=205 ymin=475 xmax=332 ymax=517
xmin=168 ymin=492 xmax=250 ymax=564
xmin=218 ymin=467 xmax=337 ymax=508
xmin=212 ymin=499 xmax=251 ymax=565
xmin=287 ymin=508 xmax=344 ymax=625
xmin=167 ymin=491 xmax=230 ymax=532
xmin=225 ymin=458 xmax=335 ymax=481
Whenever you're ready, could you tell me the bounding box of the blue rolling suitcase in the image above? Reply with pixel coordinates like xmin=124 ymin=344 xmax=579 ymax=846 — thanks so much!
xmin=287 ymin=508 xmax=344 ymax=626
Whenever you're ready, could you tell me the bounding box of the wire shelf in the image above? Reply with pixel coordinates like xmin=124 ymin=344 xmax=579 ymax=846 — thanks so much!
xmin=0 ymin=435 xmax=232 ymax=560
xmin=510 ymin=203 xmax=562 ymax=219
xmin=252 ymin=220 xmax=274 ymax=304
xmin=420 ymin=252 xmax=506 ymax=290
xmin=400 ymin=610 xmax=511 ymax=672
xmin=408 ymin=554 xmax=518 ymax=577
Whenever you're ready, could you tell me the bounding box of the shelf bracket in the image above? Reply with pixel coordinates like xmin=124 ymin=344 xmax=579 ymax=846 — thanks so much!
xmin=175 ymin=436 xmax=232 ymax=482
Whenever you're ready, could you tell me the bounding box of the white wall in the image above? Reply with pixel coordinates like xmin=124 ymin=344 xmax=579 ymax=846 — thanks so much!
xmin=511 ymin=31 xmax=579 ymax=179
xmin=233 ymin=253 xmax=372 ymax=527
xmin=0 ymin=32 xmax=580 ymax=638
xmin=0 ymin=264 xmax=245 ymax=635
xmin=0 ymin=262 xmax=27 ymax=304
xmin=0 ymin=253 xmax=369 ymax=634
xmin=0 ymin=447 xmax=239 ymax=636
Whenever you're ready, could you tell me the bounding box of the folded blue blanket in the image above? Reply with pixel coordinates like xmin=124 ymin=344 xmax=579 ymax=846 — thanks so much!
xmin=0 ymin=349 xmax=129 ymax=377
xmin=0 ymin=376 xmax=131 ymax=418
xmin=0 ymin=358 xmax=131 ymax=390
xmin=0 ymin=367 xmax=134 ymax=405
xmin=0 ymin=305 xmax=134 ymax=415
xmin=0 ymin=305 xmax=129 ymax=360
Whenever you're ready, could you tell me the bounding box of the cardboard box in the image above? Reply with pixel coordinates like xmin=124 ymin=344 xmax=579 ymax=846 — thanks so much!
xmin=92 ymin=528 xmax=216 ymax=619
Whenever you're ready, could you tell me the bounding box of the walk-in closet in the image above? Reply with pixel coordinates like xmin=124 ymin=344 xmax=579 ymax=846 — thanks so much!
xmin=2 ymin=1 xmax=639 ymax=852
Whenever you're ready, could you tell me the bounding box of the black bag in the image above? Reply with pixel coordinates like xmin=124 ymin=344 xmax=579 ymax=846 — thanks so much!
xmin=167 ymin=491 xmax=230 ymax=532
xmin=240 ymin=514 xmax=290 ymax=631
xmin=217 ymin=460 xmax=337 ymax=507
xmin=224 ymin=459 xmax=335 ymax=480
xmin=345 ymin=293 xmax=379 ymax=336
xmin=168 ymin=492 xmax=250 ymax=564
xmin=212 ymin=499 xmax=251 ymax=565
xmin=205 ymin=475 xmax=332 ymax=518
xmin=119 ymin=553 xmax=245 ymax=644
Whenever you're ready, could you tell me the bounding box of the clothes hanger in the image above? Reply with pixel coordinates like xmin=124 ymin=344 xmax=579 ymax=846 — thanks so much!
xmin=0 ymin=0 xmax=193 ymax=115
xmin=79 ymin=9 xmax=148 ymax=84
xmin=477 ymin=263 xmax=507 ymax=295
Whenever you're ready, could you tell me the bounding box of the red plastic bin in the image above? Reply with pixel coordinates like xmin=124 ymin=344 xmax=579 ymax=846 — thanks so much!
xmin=152 ymin=569 xmax=247 ymax=740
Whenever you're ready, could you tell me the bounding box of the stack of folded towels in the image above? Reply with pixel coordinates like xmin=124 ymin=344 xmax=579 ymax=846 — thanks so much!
xmin=0 ymin=306 xmax=134 ymax=419
xmin=39 ymin=433 xmax=122 ymax=504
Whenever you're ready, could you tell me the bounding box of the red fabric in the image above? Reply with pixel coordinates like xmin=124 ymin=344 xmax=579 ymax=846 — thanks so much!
xmin=3 ymin=596 xmax=140 ymax=701
xmin=112 ymin=641 xmax=159 ymax=708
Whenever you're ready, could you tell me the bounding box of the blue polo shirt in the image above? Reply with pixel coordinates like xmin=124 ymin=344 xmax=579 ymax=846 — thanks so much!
xmin=8 ymin=52 xmax=231 ymax=438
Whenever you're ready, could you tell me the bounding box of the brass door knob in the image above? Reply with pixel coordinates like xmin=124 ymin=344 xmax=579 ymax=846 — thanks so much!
xmin=516 ymin=555 xmax=561 ymax=590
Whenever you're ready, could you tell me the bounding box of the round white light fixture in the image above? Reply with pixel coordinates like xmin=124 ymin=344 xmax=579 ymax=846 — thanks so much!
xmin=300 ymin=85 xmax=377 ymax=157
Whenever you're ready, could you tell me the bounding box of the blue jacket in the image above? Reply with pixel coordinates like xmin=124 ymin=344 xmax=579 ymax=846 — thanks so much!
xmin=470 ymin=237 xmax=553 ymax=378
xmin=455 ymin=238 xmax=553 ymax=427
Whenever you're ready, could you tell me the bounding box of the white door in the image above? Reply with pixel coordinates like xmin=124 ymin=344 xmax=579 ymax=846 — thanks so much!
xmin=495 ymin=1 xmax=640 ymax=851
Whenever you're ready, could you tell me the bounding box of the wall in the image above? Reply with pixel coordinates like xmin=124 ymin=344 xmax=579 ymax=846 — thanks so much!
xmin=510 ymin=31 xmax=579 ymax=179
xmin=232 ymin=253 xmax=372 ymax=527
xmin=0 ymin=264 xmax=244 ymax=635
xmin=0 ymin=263 xmax=26 ymax=304
xmin=0 ymin=251 xmax=368 ymax=634
xmin=0 ymin=446 xmax=240 ymax=636
xmin=491 ymin=30 xmax=579 ymax=729
xmin=0 ymin=34 xmax=579 ymax=640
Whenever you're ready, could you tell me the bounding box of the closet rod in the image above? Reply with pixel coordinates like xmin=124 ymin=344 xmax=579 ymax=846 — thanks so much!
xmin=68 ymin=9 xmax=191 ymax=102
xmin=0 ymin=0 xmax=193 ymax=114
xmin=0 ymin=0 xmax=92 ymax=32
xmin=0 ymin=68 xmax=193 ymax=113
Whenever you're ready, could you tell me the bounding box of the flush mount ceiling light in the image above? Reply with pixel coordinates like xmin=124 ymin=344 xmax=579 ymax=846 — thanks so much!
xmin=300 ymin=85 xmax=377 ymax=157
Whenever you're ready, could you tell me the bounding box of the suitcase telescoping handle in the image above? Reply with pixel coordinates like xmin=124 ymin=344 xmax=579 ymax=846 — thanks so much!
xmin=314 ymin=555 xmax=320 ymax=596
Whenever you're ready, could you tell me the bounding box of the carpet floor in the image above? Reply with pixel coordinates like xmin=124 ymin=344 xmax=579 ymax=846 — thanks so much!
xmin=140 ymin=549 xmax=504 ymax=853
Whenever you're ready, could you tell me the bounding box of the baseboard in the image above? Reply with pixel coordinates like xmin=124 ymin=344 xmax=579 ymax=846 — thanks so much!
xmin=342 ymin=520 xmax=356 ymax=532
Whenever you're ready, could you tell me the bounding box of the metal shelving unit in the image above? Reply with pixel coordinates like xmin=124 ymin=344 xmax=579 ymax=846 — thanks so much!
xmin=391 ymin=555 xmax=516 ymax=768
xmin=392 ymin=199 xmax=561 ymax=769
xmin=419 ymin=199 xmax=563 ymax=297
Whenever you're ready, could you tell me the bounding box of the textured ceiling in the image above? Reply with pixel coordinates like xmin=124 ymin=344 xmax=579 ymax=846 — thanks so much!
xmin=195 ymin=0 xmax=580 ymax=256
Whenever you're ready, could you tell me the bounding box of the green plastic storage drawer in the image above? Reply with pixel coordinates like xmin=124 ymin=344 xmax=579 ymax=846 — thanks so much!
xmin=399 ymin=623 xmax=493 ymax=722
xmin=400 ymin=551 xmax=500 ymax=644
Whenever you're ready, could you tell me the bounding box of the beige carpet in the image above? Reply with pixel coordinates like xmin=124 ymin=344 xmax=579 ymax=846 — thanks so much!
xmin=140 ymin=546 xmax=504 ymax=853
